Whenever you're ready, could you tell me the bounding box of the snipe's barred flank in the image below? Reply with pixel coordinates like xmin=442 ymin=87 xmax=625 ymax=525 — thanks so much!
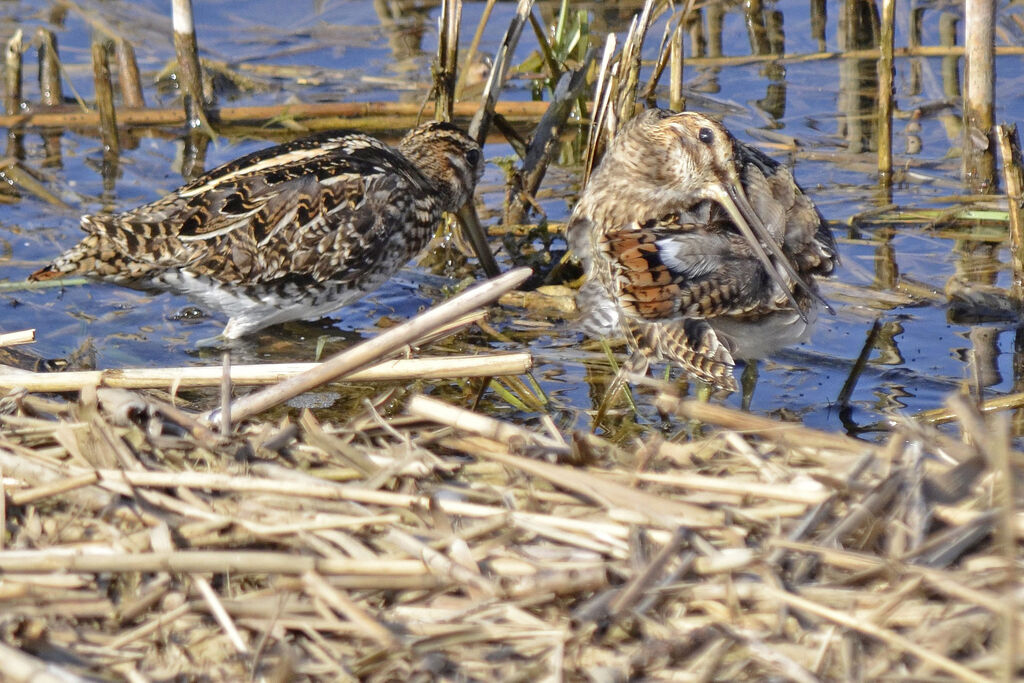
xmin=30 ymin=122 xmax=486 ymax=339
xmin=567 ymin=109 xmax=838 ymax=392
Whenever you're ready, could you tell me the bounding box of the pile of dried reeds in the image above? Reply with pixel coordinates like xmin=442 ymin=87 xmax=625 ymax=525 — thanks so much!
xmin=1 ymin=0 xmax=1021 ymax=679
xmin=0 ymin=344 xmax=1019 ymax=680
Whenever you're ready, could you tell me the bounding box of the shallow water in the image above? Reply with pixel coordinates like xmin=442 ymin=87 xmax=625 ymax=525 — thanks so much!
xmin=3 ymin=0 xmax=1024 ymax=437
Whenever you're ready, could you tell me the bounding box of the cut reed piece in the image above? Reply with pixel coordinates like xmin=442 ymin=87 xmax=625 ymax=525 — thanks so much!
xmin=877 ymin=0 xmax=895 ymax=186
xmin=962 ymin=0 xmax=996 ymax=189
xmin=995 ymin=124 xmax=1024 ymax=299
xmin=214 ymin=268 xmax=532 ymax=423
xmin=0 ymin=353 xmax=531 ymax=392
xmin=114 ymin=38 xmax=144 ymax=108
xmin=171 ymin=0 xmax=212 ymax=134
xmin=0 ymin=328 xmax=34 ymax=347
xmin=4 ymin=29 xmax=22 ymax=117
xmin=0 ymin=99 xmax=569 ymax=131
xmin=963 ymin=0 xmax=995 ymax=134
xmin=90 ymin=38 xmax=118 ymax=155
xmin=0 ymin=550 xmax=429 ymax=577
xmin=467 ymin=0 xmax=534 ymax=144
xmin=36 ymin=29 xmax=62 ymax=107
xmin=433 ymin=0 xmax=461 ymax=122
xmin=612 ymin=0 xmax=658 ymax=127
xmin=654 ymin=394 xmax=870 ymax=454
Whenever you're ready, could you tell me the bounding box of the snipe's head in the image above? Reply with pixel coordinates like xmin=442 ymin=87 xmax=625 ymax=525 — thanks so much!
xmin=581 ymin=109 xmax=751 ymax=226
xmin=398 ymin=122 xmax=485 ymax=212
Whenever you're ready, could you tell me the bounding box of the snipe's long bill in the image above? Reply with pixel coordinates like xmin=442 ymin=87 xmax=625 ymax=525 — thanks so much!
xmin=29 ymin=122 xmax=492 ymax=339
xmin=567 ymin=108 xmax=838 ymax=392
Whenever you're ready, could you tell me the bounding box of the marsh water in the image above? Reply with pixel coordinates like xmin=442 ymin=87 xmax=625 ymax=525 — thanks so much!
xmin=3 ymin=0 xmax=1024 ymax=437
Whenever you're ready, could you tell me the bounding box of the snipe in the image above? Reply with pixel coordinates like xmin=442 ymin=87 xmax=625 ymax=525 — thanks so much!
xmin=30 ymin=122 xmax=486 ymax=339
xmin=567 ymin=109 xmax=837 ymax=393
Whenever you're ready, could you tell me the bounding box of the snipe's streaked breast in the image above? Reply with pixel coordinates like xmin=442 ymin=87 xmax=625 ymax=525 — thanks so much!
xmin=567 ymin=108 xmax=838 ymax=392
xmin=29 ymin=121 xmax=485 ymax=339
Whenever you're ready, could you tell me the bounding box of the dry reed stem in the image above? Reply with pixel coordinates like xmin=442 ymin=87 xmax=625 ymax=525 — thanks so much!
xmin=655 ymin=393 xmax=870 ymax=453
xmin=0 ymin=99 xmax=566 ymax=131
xmin=877 ymin=0 xmax=895 ymax=186
xmin=216 ymin=268 xmax=531 ymax=423
xmin=0 ymin=379 xmax=1016 ymax=679
xmin=36 ymin=29 xmax=62 ymax=108
xmin=763 ymin=585 xmax=991 ymax=683
xmin=170 ymin=0 xmax=212 ymax=136
xmin=0 ymin=328 xmax=34 ymax=347
xmin=467 ymin=0 xmax=534 ymax=144
xmin=996 ymin=123 xmax=1024 ymax=298
xmin=4 ymin=29 xmax=22 ymax=117
xmin=90 ymin=38 xmax=118 ymax=155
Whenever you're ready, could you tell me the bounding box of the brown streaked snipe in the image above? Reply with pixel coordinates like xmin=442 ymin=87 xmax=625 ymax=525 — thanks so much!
xmin=29 ymin=122 xmax=486 ymax=339
xmin=567 ymin=108 xmax=837 ymax=392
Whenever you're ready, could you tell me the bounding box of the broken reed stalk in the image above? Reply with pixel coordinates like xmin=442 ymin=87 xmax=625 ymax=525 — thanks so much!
xmin=220 ymin=351 xmax=231 ymax=437
xmin=654 ymin=394 xmax=869 ymax=454
xmin=669 ymin=18 xmax=684 ymax=111
xmin=613 ymin=0 xmax=657 ymax=126
xmin=170 ymin=0 xmax=213 ymax=136
xmin=90 ymin=38 xmax=118 ymax=156
xmin=505 ymin=55 xmax=592 ymax=224
xmin=582 ymin=33 xmax=617 ymax=185
xmin=877 ymin=0 xmax=895 ymax=187
xmin=995 ymin=124 xmax=1024 ymax=303
xmin=0 ymin=550 xmax=428 ymax=577
xmin=213 ymin=268 xmax=531 ymax=424
xmin=454 ymin=0 xmax=497 ymax=99
xmin=962 ymin=0 xmax=996 ymax=190
xmin=526 ymin=12 xmax=561 ymax=88
xmin=468 ymin=0 xmax=534 ymax=144
xmin=434 ymin=0 xmax=460 ymax=122
xmin=0 ymin=353 xmax=531 ymax=392
xmin=4 ymin=29 xmax=22 ymax=116
xmin=0 ymin=328 xmax=34 ymax=348
xmin=836 ymin=319 xmax=882 ymax=408
xmin=640 ymin=8 xmax=683 ymax=102
xmin=115 ymin=38 xmax=144 ymax=108
xmin=36 ymin=29 xmax=62 ymax=107
xmin=0 ymin=99 xmax=565 ymax=131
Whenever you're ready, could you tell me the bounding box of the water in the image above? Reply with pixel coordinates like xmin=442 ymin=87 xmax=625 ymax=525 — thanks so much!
xmin=3 ymin=0 xmax=1024 ymax=437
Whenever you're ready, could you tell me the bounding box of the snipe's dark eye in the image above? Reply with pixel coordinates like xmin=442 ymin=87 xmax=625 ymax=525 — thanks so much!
xmin=466 ymin=148 xmax=481 ymax=166
xmin=698 ymin=127 xmax=715 ymax=144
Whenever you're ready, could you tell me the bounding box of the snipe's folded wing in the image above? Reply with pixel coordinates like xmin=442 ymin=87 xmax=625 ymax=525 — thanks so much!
xmin=600 ymin=220 xmax=771 ymax=324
